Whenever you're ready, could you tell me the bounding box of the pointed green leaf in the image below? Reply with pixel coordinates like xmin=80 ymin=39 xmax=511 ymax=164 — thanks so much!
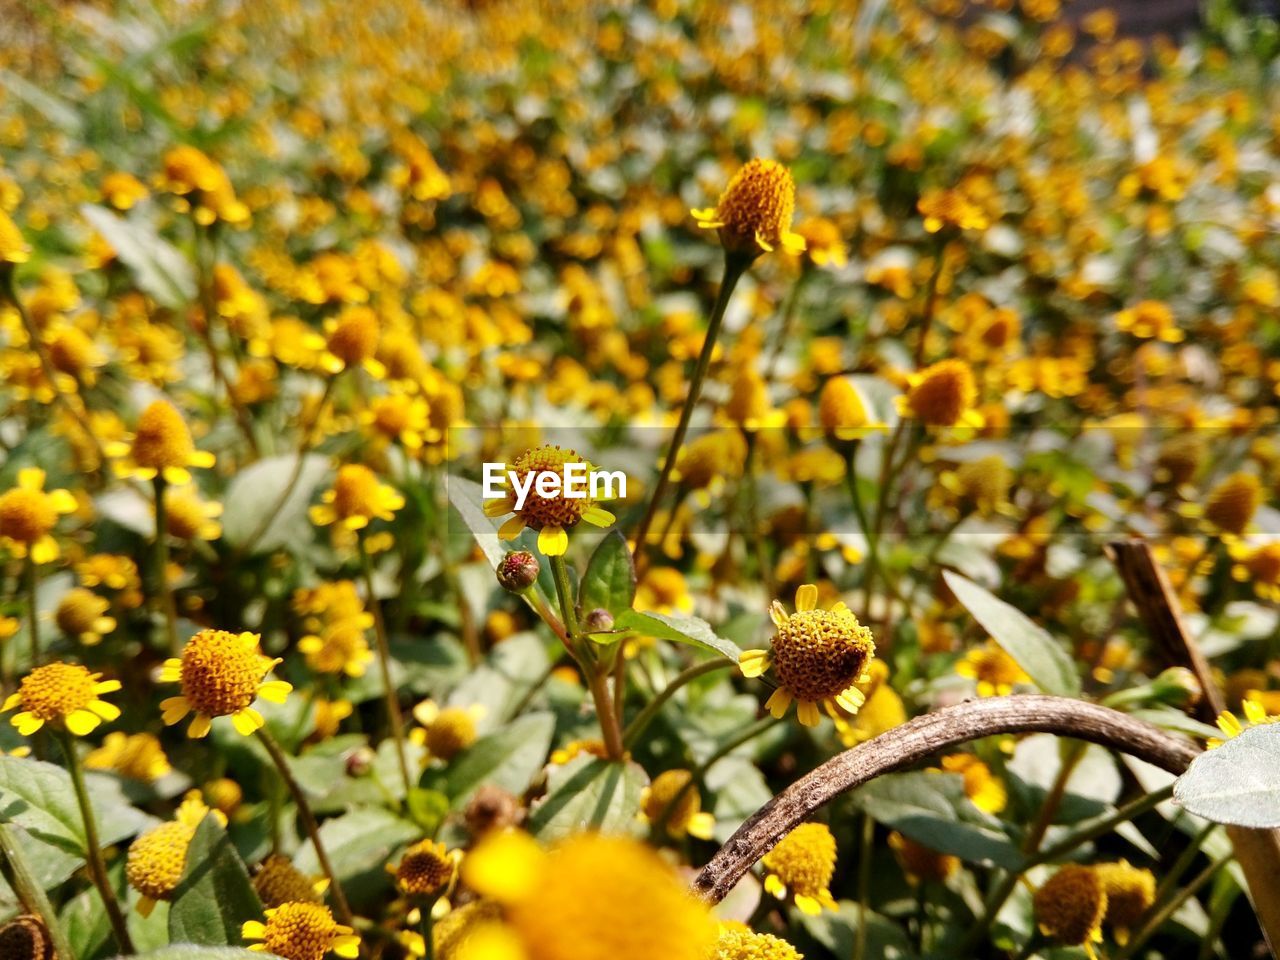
xmin=168 ymin=815 xmax=262 ymax=945
xmin=80 ymin=205 xmax=195 ymax=309
xmin=614 ymin=610 xmax=742 ymax=661
xmin=441 ymin=712 xmax=556 ymax=809
xmin=577 ymin=530 xmax=636 ymax=618
xmin=528 ymin=756 xmax=648 ymax=840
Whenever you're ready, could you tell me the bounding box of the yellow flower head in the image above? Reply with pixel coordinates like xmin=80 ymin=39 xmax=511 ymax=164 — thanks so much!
xmin=795 ymin=217 xmax=847 ymax=270
xmin=321 ymin=306 xmax=385 ymax=377
xmin=165 ymin=489 xmax=223 ymax=541
xmin=640 ymin=769 xmax=716 ymax=840
xmin=463 ymin=830 xmax=715 ymax=960
xmin=1114 ymin=300 xmax=1183 ymax=343
xmin=412 ymin=700 xmax=483 ymax=761
xmin=1203 ymin=472 xmax=1263 ymax=536
xmin=298 ymin=621 xmax=374 ymax=678
xmin=818 ymin=377 xmax=880 ymax=442
xmin=939 ymin=753 xmax=1007 ymax=814
xmin=0 ymin=210 xmax=31 ymax=265
xmin=1096 ymin=861 xmax=1155 ymax=945
xmin=86 ymin=731 xmax=171 ymax=782
xmin=0 ymin=915 xmax=53 ymax=958
xmin=0 ymin=468 xmax=77 ymax=563
xmin=761 ymin=822 xmax=839 ymax=915
xmin=254 ymin=855 xmax=328 ymax=909
xmin=393 ymin=839 xmax=458 ymax=898
xmin=712 ymin=925 xmax=803 ymax=960
xmin=1231 ymin=541 xmax=1280 ymax=601
xmin=2 ymin=662 xmax=120 ymax=737
xmin=363 ymin=393 xmax=430 ymax=450
xmin=310 ymin=464 xmax=405 ymax=531
xmin=956 ymin=642 xmax=1030 ymax=697
xmin=113 ymin=400 xmax=216 ymax=485
xmin=740 ymin=584 xmax=876 ymax=727
xmin=242 ymin=902 xmax=359 ymax=960
xmin=1034 ymin=864 xmax=1106 ymax=954
xmin=156 ymin=145 xmax=249 ymax=226
xmin=483 ymin=445 xmax=616 ymax=556
xmin=55 ymin=587 xmax=117 ymax=646
xmin=692 ymin=158 xmax=805 ymax=260
xmin=159 ymin=629 xmax=292 ymax=738
xmin=126 ymin=792 xmax=222 ymax=916
xmin=941 ymin=455 xmax=1013 ymax=516
xmin=918 ymin=187 xmax=990 ymax=233
xmin=671 ymin=431 xmax=746 ymax=495
xmin=205 ymin=776 xmax=244 ymax=817
xmin=101 ymin=171 xmax=149 ymax=210
xmin=888 ymin=831 xmax=960 ymax=885
xmin=900 ymin=360 xmax=982 ymax=428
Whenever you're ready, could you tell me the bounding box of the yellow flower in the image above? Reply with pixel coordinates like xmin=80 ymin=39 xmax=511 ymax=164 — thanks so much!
xmin=1114 ymin=300 xmax=1183 ymax=343
xmin=298 ymin=620 xmax=374 ymax=678
xmin=939 ymin=754 xmax=1007 ymax=814
xmin=412 ymin=700 xmax=484 ymax=761
xmin=888 ymin=831 xmax=959 ymax=885
xmin=392 ymin=839 xmax=459 ymax=898
xmin=310 ymin=464 xmax=405 ymax=531
xmin=818 ymin=377 xmax=882 ymax=441
xmin=253 ymin=855 xmax=329 ymax=909
xmin=2 ymin=662 xmax=120 ymax=737
xmin=85 ymin=731 xmax=171 ymax=782
xmin=463 ymin=830 xmax=715 ymax=960
xmin=1033 ymin=864 xmax=1106 ymax=957
xmin=1209 ymin=698 xmax=1280 ymax=748
xmin=126 ymin=791 xmax=224 ymax=916
xmin=956 ymin=642 xmax=1030 ymax=697
xmin=739 ymin=584 xmax=876 ymax=727
xmin=321 ymin=305 xmax=386 ymax=377
xmin=761 ymin=822 xmax=839 ymax=915
xmin=833 ymin=668 xmax=905 ymax=747
xmin=640 ymin=769 xmax=716 ymax=840
xmin=712 ymin=925 xmax=803 ymax=960
xmin=482 ymin=445 xmax=616 ymax=556
xmin=1230 ymin=540 xmax=1280 ymax=601
xmin=0 ymin=210 xmax=31 ymax=265
xmin=110 ymin=400 xmax=216 ymax=486
xmin=918 ymin=187 xmax=990 ymax=233
xmin=795 ymin=217 xmax=847 ymax=269
xmin=55 ymin=587 xmax=117 ymax=646
xmin=634 ymin=567 xmax=694 ymax=616
xmin=1203 ymin=472 xmax=1263 ymax=536
xmin=165 ymin=489 xmax=223 ymax=541
xmin=1096 ymin=861 xmax=1155 ymax=945
xmin=362 ymin=393 xmax=430 ymax=450
xmin=939 ymin=455 xmax=1014 ymax=517
xmin=156 ymin=145 xmax=249 ymax=226
xmin=0 ymin=467 xmax=78 ymax=563
xmin=101 ymin=171 xmax=149 ymax=210
xmin=159 ymin=628 xmax=292 ymax=738
xmin=691 ymin=158 xmax=805 ymax=260
xmin=425 ymin=900 xmax=502 ymax=960
xmin=242 ymin=902 xmax=359 ymax=960
xmin=898 ymin=360 xmax=983 ymax=428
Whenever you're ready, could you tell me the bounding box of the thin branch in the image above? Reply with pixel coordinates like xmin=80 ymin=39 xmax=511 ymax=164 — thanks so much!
xmin=692 ymin=695 xmax=1198 ymax=904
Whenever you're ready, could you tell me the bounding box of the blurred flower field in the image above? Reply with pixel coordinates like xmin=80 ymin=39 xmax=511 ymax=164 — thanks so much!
xmin=1 ymin=0 xmax=1280 ymax=959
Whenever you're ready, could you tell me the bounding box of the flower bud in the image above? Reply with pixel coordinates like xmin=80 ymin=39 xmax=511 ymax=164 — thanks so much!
xmin=464 ymin=784 xmax=522 ymax=838
xmin=346 ymin=746 xmax=375 ymax=777
xmin=582 ymin=608 xmax=614 ymax=633
xmin=1152 ymin=666 xmax=1202 ymax=708
xmin=496 ymin=550 xmax=540 ymax=593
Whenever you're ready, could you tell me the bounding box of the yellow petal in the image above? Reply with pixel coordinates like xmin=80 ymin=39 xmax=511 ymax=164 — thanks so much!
xmin=765 ymin=688 xmax=793 ymax=719
xmin=738 ymin=650 xmax=771 ymax=679
xmin=796 ymin=700 xmax=821 ymax=728
xmin=160 ymin=696 xmax=191 ymax=725
xmin=764 ymin=873 xmax=786 ymax=899
xmin=188 ymin=714 xmax=213 ymax=738
xmin=581 ymin=505 xmax=615 ymax=527
xmin=242 ymin=921 xmax=266 ymax=939
xmin=795 ymin=584 xmax=818 ymax=611
xmin=232 ymin=708 xmax=264 ymax=736
xmin=65 ymin=710 xmax=101 ymax=736
xmin=537 ymin=525 xmax=568 ymax=556
xmin=794 ymin=894 xmax=823 ymax=915
xmin=333 ymin=936 xmax=361 ymax=958
xmin=497 ymin=516 xmax=526 ymax=541
xmin=13 ymin=713 xmax=44 ymax=736
xmin=258 ymin=680 xmax=292 ymax=703
xmin=483 ymin=498 xmax=513 ymax=518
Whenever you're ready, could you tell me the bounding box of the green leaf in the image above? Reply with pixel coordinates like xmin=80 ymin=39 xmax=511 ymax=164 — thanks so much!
xmin=293 ymin=807 xmax=418 ymax=900
xmin=1173 ymin=724 xmax=1280 ymax=828
xmin=220 ymin=454 xmax=329 ymax=553
xmin=614 ymin=610 xmax=742 ymax=661
xmin=441 ymin=712 xmax=555 ymax=809
xmin=528 ymin=756 xmax=648 ymax=840
xmin=0 ymin=71 xmax=83 ymax=136
xmin=942 ymin=571 xmax=1080 ymax=697
xmin=446 ymin=476 xmax=507 ymax=568
xmin=133 ymin=949 xmax=262 ymax=960
xmin=406 ymin=788 xmax=450 ymax=834
xmin=448 ymin=632 xmax=550 ymax=723
xmin=799 ymin=903 xmax=918 ymax=960
xmin=79 ymin=205 xmax=195 ymax=310
xmin=168 ymin=815 xmax=262 ymax=946
xmin=577 ymin=530 xmax=636 ymax=618
xmin=853 ymin=771 xmax=1024 ymax=870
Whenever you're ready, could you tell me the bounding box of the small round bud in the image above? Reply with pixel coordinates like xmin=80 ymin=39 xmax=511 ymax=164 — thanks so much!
xmin=464 ymin=784 xmax=522 ymax=838
xmin=582 ymin=608 xmax=614 ymax=633
xmin=497 ymin=551 xmax=540 ymax=593
xmin=1153 ymin=666 xmax=1202 ymax=708
xmin=345 ymin=746 xmax=375 ymax=777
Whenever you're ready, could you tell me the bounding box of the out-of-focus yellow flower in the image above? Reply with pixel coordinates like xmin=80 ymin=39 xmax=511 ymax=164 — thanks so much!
xmin=483 ymin=445 xmax=616 ymax=556
xmin=956 ymin=642 xmax=1030 ymax=696
xmin=818 ymin=377 xmax=883 ymax=441
xmin=159 ymin=629 xmax=292 ymax=738
xmin=888 ymin=831 xmax=959 ymax=885
xmin=692 ymin=158 xmax=805 ymax=260
xmin=298 ymin=620 xmax=373 ymax=678
xmin=898 ymin=360 xmax=983 ymax=428
xmin=640 ymin=769 xmax=716 ymax=840
xmin=54 ymin=587 xmax=117 ymax=646
xmin=635 ymin=567 xmax=694 ymax=616
xmin=362 ymin=393 xmax=430 ymax=451
xmin=1114 ymin=300 xmax=1183 ymax=343
xmin=0 ymin=210 xmax=31 ymax=265
xmin=156 ymin=145 xmax=249 ymax=226
xmin=939 ymin=753 xmax=1007 ymax=813
xmin=740 ymin=584 xmax=876 ymax=727
xmin=761 ymin=822 xmax=839 ymax=915
xmin=795 ymin=217 xmax=847 ymax=269
xmin=242 ymin=902 xmax=359 ymax=960
xmin=918 ymin=187 xmax=990 ymax=233
xmin=2 ymin=662 xmax=120 ymax=737
xmin=321 ymin=306 xmax=386 ymax=377
xmin=1033 ymin=865 xmax=1106 ymax=957
xmin=1202 ymin=472 xmax=1264 ymax=536
xmin=391 ymin=839 xmax=459 ymax=898
xmin=253 ymin=855 xmax=328 ymax=909
xmin=1096 ymin=861 xmax=1155 ymax=946
xmin=0 ymin=467 xmax=77 ymax=563
xmin=101 ymin=171 xmax=148 ymax=210
xmin=1230 ymin=540 xmax=1280 ymax=600
xmin=411 ymin=700 xmax=485 ymax=761
xmin=164 ymin=489 xmax=223 ymax=541
xmin=310 ymin=464 xmax=405 ymax=531
xmin=110 ymin=400 xmax=216 ymax=486
xmin=938 ymin=455 xmax=1014 ymax=517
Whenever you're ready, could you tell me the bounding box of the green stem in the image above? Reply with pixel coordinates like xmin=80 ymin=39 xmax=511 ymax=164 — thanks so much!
xmin=854 ymin=811 xmax=874 ymax=960
xmin=741 ymin=430 xmax=774 ymax=597
xmin=654 ymin=715 xmax=778 ymax=835
xmin=914 ymin=237 xmax=947 ymax=366
xmin=24 ymin=558 xmax=39 ymax=668
xmin=152 ymin=476 xmax=180 ymax=654
xmin=1033 ymin=783 xmax=1173 ymax=866
xmin=622 ymin=658 xmax=735 ymax=748
xmin=358 ymin=535 xmax=413 ymax=799
xmin=255 ymin=727 xmax=354 ymax=927
xmin=420 ymin=905 xmax=435 ymax=960
xmin=547 ymin=554 xmax=581 ymax=641
xmin=764 ymin=268 xmax=810 ymax=380
xmin=56 ymin=730 xmax=134 ymax=954
xmin=1114 ymin=853 xmax=1233 ymax=960
xmin=632 ymin=254 xmax=749 ymax=560
xmin=0 ymin=819 xmax=75 ymax=960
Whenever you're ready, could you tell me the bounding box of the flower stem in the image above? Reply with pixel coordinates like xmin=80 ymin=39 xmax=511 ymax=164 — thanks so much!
xmin=854 ymin=811 xmax=874 ymax=960
xmin=24 ymin=558 xmax=39 ymax=668
xmin=151 ymin=476 xmax=180 ymax=655
xmin=632 ymin=254 xmax=748 ymax=562
xmin=622 ymin=658 xmax=734 ymax=748
xmin=255 ymin=726 xmax=354 ymax=927
xmin=0 ymin=818 xmax=75 ymax=960
xmin=358 ymin=535 xmax=413 ymax=799
xmin=55 ymin=729 xmax=134 ymax=955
